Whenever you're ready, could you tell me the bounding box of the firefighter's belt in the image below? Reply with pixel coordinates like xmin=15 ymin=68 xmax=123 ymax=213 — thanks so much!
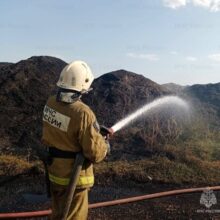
xmin=49 ymin=147 xmax=77 ymax=158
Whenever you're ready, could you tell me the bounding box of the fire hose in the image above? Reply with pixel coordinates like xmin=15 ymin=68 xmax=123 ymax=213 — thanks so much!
xmin=0 ymin=186 xmax=220 ymax=219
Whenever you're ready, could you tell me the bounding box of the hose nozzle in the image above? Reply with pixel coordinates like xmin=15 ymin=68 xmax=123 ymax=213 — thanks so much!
xmin=100 ymin=125 xmax=114 ymax=137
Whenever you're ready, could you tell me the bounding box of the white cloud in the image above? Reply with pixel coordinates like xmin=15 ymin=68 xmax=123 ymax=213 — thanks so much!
xmin=163 ymin=0 xmax=220 ymax=12
xmin=192 ymin=0 xmax=210 ymax=8
xmin=192 ymin=0 xmax=220 ymax=11
xmin=208 ymin=53 xmax=220 ymax=62
xmin=186 ymin=56 xmax=198 ymax=61
xmin=127 ymin=53 xmax=159 ymax=61
xmin=163 ymin=0 xmax=187 ymax=9
xmin=210 ymin=0 xmax=220 ymax=12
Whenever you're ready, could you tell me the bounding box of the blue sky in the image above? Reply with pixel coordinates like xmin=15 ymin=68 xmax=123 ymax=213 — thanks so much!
xmin=0 ymin=0 xmax=220 ymax=85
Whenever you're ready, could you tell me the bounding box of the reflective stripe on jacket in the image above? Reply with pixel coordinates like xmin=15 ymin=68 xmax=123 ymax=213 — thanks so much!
xmin=49 ymin=173 xmax=94 ymax=186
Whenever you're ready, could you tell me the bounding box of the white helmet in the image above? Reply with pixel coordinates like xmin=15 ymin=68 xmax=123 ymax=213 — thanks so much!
xmin=57 ymin=60 xmax=94 ymax=92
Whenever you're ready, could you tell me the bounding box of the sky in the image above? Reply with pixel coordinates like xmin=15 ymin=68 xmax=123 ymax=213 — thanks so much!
xmin=0 ymin=0 xmax=220 ymax=85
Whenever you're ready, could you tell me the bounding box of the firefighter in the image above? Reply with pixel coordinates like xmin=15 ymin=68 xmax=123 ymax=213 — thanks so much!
xmin=42 ymin=61 xmax=110 ymax=220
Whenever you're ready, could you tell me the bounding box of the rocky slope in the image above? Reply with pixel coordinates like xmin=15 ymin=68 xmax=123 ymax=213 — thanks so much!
xmin=0 ymin=57 xmax=173 ymax=160
xmin=0 ymin=56 xmax=219 ymax=160
xmin=0 ymin=56 xmax=66 ymax=156
xmin=185 ymin=83 xmax=220 ymax=109
xmin=82 ymin=70 xmax=172 ymax=160
xmin=83 ymin=70 xmax=170 ymax=127
xmin=0 ymin=62 xmax=13 ymax=68
xmin=164 ymin=82 xmax=220 ymax=128
xmin=162 ymin=83 xmax=186 ymax=94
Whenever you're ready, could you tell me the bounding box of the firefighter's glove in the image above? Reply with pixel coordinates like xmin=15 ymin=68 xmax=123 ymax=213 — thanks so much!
xmin=100 ymin=125 xmax=113 ymax=140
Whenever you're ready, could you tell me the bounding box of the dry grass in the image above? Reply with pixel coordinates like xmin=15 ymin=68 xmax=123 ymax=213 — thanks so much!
xmin=95 ymin=157 xmax=220 ymax=185
xmin=1 ymin=131 xmax=219 ymax=186
xmin=0 ymin=154 xmax=43 ymax=176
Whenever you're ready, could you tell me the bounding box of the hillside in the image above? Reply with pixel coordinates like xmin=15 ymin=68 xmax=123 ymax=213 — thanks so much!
xmin=162 ymin=83 xmax=186 ymax=94
xmin=0 ymin=56 xmax=66 ymax=155
xmin=83 ymin=70 xmax=170 ymax=126
xmin=0 ymin=58 xmax=172 ymax=160
xmin=163 ymin=82 xmax=220 ymax=128
xmin=0 ymin=56 xmax=219 ymax=160
xmin=185 ymin=83 xmax=220 ymax=114
xmin=0 ymin=56 xmax=219 ymax=185
xmin=0 ymin=62 xmax=13 ymax=68
xmin=187 ymin=83 xmax=220 ymax=106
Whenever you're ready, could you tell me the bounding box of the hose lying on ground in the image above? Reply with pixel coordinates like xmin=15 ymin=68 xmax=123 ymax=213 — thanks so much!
xmin=0 ymin=186 xmax=220 ymax=219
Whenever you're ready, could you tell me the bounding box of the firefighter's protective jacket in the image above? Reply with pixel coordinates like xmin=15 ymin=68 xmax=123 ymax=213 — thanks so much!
xmin=42 ymin=96 xmax=108 ymax=189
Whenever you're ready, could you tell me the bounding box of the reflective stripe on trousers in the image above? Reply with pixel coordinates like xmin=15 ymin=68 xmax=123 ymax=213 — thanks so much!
xmin=49 ymin=173 xmax=94 ymax=186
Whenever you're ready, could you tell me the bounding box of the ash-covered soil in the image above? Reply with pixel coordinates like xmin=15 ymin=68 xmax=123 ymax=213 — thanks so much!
xmin=1 ymin=56 xmax=220 ymax=219
xmin=1 ymin=175 xmax=220 ymax=220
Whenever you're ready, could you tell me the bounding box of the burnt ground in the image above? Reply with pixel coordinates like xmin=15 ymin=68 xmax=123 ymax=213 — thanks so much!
xmin=0 ymin=56 xmax=220 ymax=219
xmin=1 ymin=174 xmax=220 ymax=220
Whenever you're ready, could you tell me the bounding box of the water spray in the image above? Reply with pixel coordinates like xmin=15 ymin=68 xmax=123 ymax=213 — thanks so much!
xmin=103 ymin=96 xmax=188 ymax=134
xmin=61 ymin=96 xmax=188 ymax=219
